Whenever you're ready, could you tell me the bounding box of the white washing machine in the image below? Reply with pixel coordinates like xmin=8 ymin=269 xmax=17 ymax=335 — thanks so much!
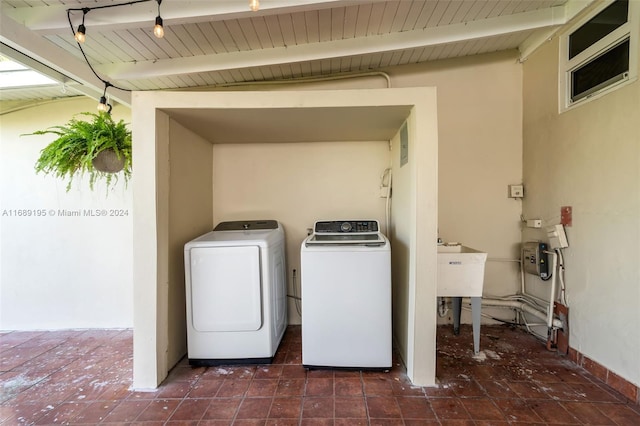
xmin=301 ymin=220 xmax=391 ymax=369
xmin=184 ymin=220 xmax=287 ymax=365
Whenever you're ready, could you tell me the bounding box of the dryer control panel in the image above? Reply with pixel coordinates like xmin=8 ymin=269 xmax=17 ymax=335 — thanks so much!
xmin=214 ymin=220 xmax=278 ymax=231
xmin=314 ymin=220 xmax=379 ymax=234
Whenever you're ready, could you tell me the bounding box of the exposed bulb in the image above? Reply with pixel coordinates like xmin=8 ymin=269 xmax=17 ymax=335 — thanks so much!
xmin=154 ymin=16 xmax=164 ymax=38
xmin=249 ymin=0 xmax=259 ymax=12
xmin=75 ymin=24 xmax=86 ymax=43
xmin=97 ymin=96 xmax=108 ymax=112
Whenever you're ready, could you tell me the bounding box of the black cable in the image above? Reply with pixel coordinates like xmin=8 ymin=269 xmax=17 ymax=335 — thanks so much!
xmin=485 ymin=316 xmax=519 ymax=326
xmin=66 ymin=0 xmax=154 ymax=93
xmin=460 ymin=305 xmax=520 ymax=326
xmin=67 ymin=0 xmax=151 ymax=14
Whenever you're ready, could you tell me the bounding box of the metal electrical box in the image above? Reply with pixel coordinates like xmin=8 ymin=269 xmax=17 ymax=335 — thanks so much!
xmin=522 ymin=242 xmax=550 ymax=279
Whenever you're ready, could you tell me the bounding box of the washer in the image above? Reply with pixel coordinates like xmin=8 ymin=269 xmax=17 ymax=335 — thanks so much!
xmin=301 ymin=220 xmax=391 ymax=369
xmin=184 ymin=220 xmax=287 ymax=366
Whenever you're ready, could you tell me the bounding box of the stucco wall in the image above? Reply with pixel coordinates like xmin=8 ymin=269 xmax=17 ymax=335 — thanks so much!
xmin=0 ymin=97 xmax=133 ymax=330
xmin=388 ymin=51 xmax=524 ymax=310
xmin=522 ymin=35 xmax=640 ymax=386
xmin=167 ymin=119 xmax=214 ymax=369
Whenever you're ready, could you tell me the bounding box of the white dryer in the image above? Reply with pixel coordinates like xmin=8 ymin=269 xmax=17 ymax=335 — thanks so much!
xmin=184 ymin=220 xmax=287 ymax=365
xmin=301 ymin=220 xmax=391 ymax=369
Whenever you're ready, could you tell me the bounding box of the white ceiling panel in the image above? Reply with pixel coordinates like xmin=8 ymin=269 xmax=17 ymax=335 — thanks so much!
xmin=1 ymin=0 xmax=593 ymax=103
xmin=163 ymin=105 xmax=413 ymax=144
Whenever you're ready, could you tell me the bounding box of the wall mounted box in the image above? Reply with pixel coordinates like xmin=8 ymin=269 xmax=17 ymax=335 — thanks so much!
xmin=522 ymin=241 xmax=550 ymax=279
xmin=508 ymin=184 xmax=524 ymax=198
xmin=547 ymin=224 xmax=569 ymax=249
xmin=527 ymin=219 xmax=542 ymax=228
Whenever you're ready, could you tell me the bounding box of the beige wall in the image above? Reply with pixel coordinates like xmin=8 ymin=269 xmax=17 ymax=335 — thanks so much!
xmin=522 ymin=35 xmax=640 ymax=386
xmin=389 ymin=101 xmax=440 ymax=385
xmin=0 ymin=97 xmax=133 ymax=330
xmin=390 ymin=127 xmax=413 ymax=372
xmin=168 ymin=120 xmax=213 ymax=369
xmin=132 ymin=107 xmax=166 ymax=388
xmin=133 ymin=107 xmax=215 ymax=388
xmin=388 ymin=52 xmax=525 ymax=309
xmin=212 ymin=140 xmax=391 ymax=324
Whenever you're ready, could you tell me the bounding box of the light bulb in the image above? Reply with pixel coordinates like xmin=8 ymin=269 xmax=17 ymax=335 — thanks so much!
xmin=75 ymin=24 xmax=86 ymax=43
xmin=249 ymin=0 xmax=259 ymax=12
xmin=97 ymin=96 xmax=108 ymax=112
xmin=154 ymin=16 xmax=164 ymax=38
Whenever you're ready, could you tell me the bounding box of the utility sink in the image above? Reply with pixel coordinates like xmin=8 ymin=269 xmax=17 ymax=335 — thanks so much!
xmin=437 ymin=244 xmax=487 ymax=354
xmin=437 ymin=245 xmax=487 ymax=297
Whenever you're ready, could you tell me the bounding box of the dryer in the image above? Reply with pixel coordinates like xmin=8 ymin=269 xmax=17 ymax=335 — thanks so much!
xmin=184 ymin=220 xmax=287 ymax=365
xmin=301 ymin=220 xmax=391 ymax=369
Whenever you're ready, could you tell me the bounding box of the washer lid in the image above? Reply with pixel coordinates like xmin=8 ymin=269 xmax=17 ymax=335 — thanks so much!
xmin=214 ymin=220 xmax=278 ymax=231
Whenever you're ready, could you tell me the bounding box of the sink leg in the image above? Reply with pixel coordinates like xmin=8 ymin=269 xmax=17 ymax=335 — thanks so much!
xmin=452 ymin=297 xmax=462 ymax=335
xmin=471 ymin=297 xmax=481 ymax=354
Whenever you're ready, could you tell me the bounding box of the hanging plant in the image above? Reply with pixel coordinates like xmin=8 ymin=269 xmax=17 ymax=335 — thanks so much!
xmin=23 ymin=112 xmax=132 ymax=191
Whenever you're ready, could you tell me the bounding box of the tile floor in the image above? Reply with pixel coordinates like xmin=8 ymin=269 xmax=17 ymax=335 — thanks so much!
xmin=1 ymin=325 xmax=639 ymax=425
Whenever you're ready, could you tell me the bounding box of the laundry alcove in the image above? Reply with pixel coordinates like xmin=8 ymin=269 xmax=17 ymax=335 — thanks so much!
xmin=131 ymin=88 xmax=438 ymax=390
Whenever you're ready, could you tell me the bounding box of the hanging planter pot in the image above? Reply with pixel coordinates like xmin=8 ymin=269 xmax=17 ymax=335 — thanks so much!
xmin=23 ymin=112 xmax=132 ymax=192
xmin=92 ymin=148 xmax=125 ymax=173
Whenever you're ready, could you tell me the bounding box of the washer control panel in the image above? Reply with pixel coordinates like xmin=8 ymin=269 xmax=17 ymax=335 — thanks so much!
xmin=314 ymin=220 xmax=379 ymax=234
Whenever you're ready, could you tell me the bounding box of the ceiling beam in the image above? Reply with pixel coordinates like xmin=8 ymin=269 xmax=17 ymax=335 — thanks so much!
xmin=0 ymin=13 xmax=130 ymax=106
xmin=100 ymin=4 xmax=571 ymax=81
xmin=4 ymin=0 xmax=382 ymax=35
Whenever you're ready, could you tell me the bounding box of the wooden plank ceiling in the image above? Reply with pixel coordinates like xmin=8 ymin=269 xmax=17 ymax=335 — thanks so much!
xmin=1 ymin=0 xmax=593 ymax=105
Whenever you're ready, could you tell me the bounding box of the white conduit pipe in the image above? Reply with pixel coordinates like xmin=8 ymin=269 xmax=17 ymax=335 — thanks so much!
xmin=384 ymin=168 xmax=392 ymax=237
xmin=215 ymin=71 xmax=392 ymax=89
xmin=544 ymin=251 xmax=558 ymax=328
xmin=461 ymin=297 xmax=563 ymax=329
xmin=520 ymin=252 xmax=526 ymax=293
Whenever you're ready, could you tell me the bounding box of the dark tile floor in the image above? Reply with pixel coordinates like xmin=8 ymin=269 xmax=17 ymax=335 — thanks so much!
xmin=1 ymin=325 xmax=639 ymax=425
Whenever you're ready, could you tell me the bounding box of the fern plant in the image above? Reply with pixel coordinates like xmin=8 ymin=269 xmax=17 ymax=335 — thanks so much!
xmin=24 ymin=112 xmax=132 ymax=191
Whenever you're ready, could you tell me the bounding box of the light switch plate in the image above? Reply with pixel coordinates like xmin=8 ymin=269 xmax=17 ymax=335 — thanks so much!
xmin=509 ymin=184 xmax=524 ymax=198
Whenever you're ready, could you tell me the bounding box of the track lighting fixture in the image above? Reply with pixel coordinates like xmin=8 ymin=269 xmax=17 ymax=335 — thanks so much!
xmin=154 ymin=0 xmax=164 ymax=38
xmin=249 ymin=0 xmax=260 ymax=12
xmin=74 ymin=8 xmax=89 ymax=43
